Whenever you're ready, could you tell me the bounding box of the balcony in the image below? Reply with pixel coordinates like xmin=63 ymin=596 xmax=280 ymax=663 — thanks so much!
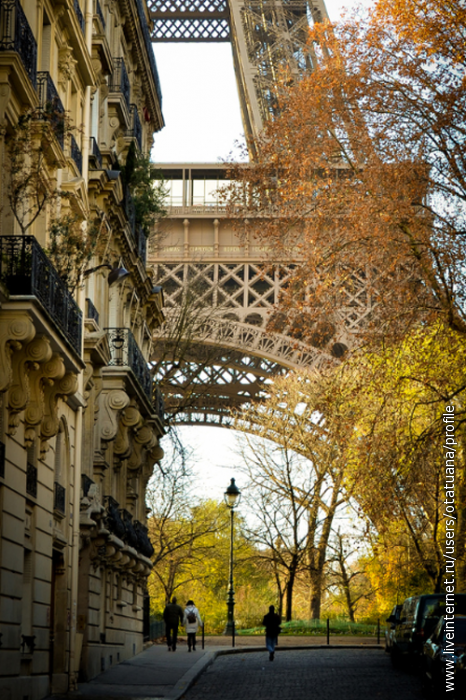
xmin=0 ymin=440 xmax=5 ymax=479
xmin=109 ymin=57 xmax=130 ymax=110
xmin=136 ymin=225 xmax=147 ymax=266
xmin=0 ymin=236 xmax=82 ymax=355
xmin=94 ymin=0 xmax=106 ymax=29
xmin=0 ymin=0 xmax=37 ymax=89
xmin=89 ymin=136 xmax=103 ymax=170
xmin=153 ymin=384 xmax=165 ymax=423
xmin=134 ymin=520 xmax=154 ymax=558
xmin=37 ymin=72 xmax=65 ymax=149
xmin=26 ymin=462 xmax=37 ymax=498
xmin=126 ymin=104 xmax=142 ymax=150
xmin=85 ymin=297 xmax=100 ymax=325
xmin=54 ymin=482 xmax=66 ymax=515
xmin=135 ymin=0 xmax=162 ymax=106
xmin=70 ymin=134 xmax=83 ymax=174
xmin=105 ymin=327 xmax=152 ymax=404
xmin=74 ymin=0 xmax=85 ymax=35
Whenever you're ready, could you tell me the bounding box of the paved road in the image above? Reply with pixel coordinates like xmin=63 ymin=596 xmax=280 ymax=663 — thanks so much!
xmin=181 ymin=649 xmax=423 ymax=700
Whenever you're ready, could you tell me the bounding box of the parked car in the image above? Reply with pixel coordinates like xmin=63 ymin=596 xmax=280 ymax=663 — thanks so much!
xmin=422 ymin=615 xmax=466 ymax=694
xmin=385 ymin=604 xmax=403 ymax=652
xmin=391 ymin=593 xmax=466 ymax=666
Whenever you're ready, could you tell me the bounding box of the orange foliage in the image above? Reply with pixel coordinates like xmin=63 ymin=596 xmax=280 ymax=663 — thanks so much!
xmin=227 ymin=0 xmax=466 ymax=352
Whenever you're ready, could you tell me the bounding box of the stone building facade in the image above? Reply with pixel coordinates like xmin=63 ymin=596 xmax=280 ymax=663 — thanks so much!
xmin=0 ymin=1 xmax=165 ymax=697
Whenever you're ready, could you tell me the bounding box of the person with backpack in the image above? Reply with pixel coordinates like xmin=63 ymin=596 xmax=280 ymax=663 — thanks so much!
xmin=183 ymin=599 xmax=203 ymax=651
xmin=163 ymin=596 xmax=184 ymax=651
xmin=262 ymin=604 xmax=281 ymax=661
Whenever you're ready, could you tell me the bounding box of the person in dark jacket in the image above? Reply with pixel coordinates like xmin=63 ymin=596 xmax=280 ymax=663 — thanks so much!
xmin=262 ymin=605 xmax=281 ymax=661
xmin=163 ymin=596 xmax=184 ymax=651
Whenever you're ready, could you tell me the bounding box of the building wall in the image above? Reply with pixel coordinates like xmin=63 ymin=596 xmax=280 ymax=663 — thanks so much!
xmin=0 ymin=2 xmax=165 ymax=698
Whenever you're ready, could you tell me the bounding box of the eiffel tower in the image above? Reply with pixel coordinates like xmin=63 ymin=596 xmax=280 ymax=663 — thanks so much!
xmin=148 ymin=2 xmax=369 ymax=426
xmin=149 ymin=0 xmax=330 ymax=141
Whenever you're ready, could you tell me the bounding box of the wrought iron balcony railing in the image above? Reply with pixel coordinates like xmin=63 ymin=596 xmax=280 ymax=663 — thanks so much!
xmin=105 ymin=327 xmax=152 ymax=403
xmin=121 ymin=509 xmax=138 ymax=548
xmin=74 ymin=0 xmax=85 ymax=34
xmin=70 ymin=134 xmax=83 ymax=174
xmin=0 ymin=236 xmax=83 ymax=354
xmin=104 ymin=495 xmax=126 ymax=540
xmin=135 ymin=0 xmax=162 ymax=106
xmin=85 ymin=297 xmax=100 ymax=325
xmin=82 ymin=473 xmax=94 ymax=498
xmin=0 ymin=0 xmax=37 ymax=88
xmin=109 ymin=57 xmax=130 ymax=109
xmin=89 ymin=136 xmax=103 ymax=170
xmin=134 ymin=520 xmax=154 ymax=558
xmin=136 ymin=225 xmax=147 ymax=266
xmin=123 ymin=185 xmax=137 ymax=237
xmin=94 ymin=0 xmax=105 ymax=29
xmin=54 ymin=481 xmax=66 ymax=514
xmin=0 ymin=440 xmax=5 ymax=479
xmin=126 ymin=104 xmax=142 ymax=149
xmin=153 ymin=384 xmax=165 ymax=423
xmin=26 ymin=462 xmax=37 ymax=498
xmin=37 ymin=71 xmax=65 ymax=149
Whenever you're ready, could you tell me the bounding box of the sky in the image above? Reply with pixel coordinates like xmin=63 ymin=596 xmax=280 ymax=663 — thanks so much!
xmin=151 ymin=0 xmax=371 ymax=163
xmin=151 ymin=0 xmax=373 ymax=501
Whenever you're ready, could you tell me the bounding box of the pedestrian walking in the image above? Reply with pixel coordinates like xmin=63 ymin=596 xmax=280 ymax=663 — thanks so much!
xmin=262 ymin=604 xmax=281 ymax=661
xmin=183 ymin=599 xmax=203 ymax=652
xmin=163 ymin=596 xmax=184 ymax=651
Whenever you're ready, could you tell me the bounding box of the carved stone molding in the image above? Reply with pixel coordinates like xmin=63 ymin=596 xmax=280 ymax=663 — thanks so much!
xmin=58 ymin=45 xmax=77 ymax=89
xmin=114 ymin=401 xmax=143 ymax=460
xmin=0 ymin=312 xmax=36 ymax=393
xmin=40 ymin=372 xmax=79 ymax=454
xmin=25 ymin=349 xmax=64 ymax=447
xmin=100 ymin=389 xmax=130 ymax=444
xmin=7 ymin=336 xmax=54 ymax=435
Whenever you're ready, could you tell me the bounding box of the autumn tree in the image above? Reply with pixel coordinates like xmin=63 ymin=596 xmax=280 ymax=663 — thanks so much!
xmin=226 ymin=0 xmax=466 ymax=352
xmin=237 ymin=439 xmax=312 ymax=620
xmin=235 ymin=373 xmax=350 ymax=619
xmin=146 ymin=450 xmax=222 ymax=604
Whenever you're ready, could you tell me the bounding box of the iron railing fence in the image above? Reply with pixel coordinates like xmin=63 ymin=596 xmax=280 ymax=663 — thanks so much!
xmin=0 ymin=236 xmax=83 ymax=354
xmin=74 ymin=0 xmax=85 ymax=34
xmin=136 ymin=0 xmax=163 ymax=106
xmin=152 ymin=384 xmax=165 ymax=423
xmin=126 ymin=104 xmax=142 ymax=149
xmin=0 ymin=0 xmax=37 ymax=88
xmin=105 ymin=327 xmax=152 ymax=404
xmin=37 ymin=71 xmax=65 ymax=149
xmin=85 ymin=297 xmax=100 ymax=325
xmin=109 ymin=57 xmax=130 ymax=109
xmin=0 ymin=441 xmax=5 ymax=479
xmin=54 ymin=482 xmax=66 ymax=514
xmin=94 ymin=0 xmax=106 ymax=29
xmin=26 ymin=462 xmax=37 ymax=498
xmin=89 ymin=136 xmax=103 ymax=169
xmin=70 ymin=134 xmax=82 ymax=174
xmin=136 ymin=225 xmax=147 ymax=265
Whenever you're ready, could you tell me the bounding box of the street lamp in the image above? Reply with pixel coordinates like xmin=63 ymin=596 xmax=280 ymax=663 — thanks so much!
xmin=223 ymin=478 xmax=241 ymax=645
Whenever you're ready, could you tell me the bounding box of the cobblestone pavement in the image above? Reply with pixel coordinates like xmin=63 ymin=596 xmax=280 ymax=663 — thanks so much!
xmin=181 ymin=649 xmax=423 ymax=700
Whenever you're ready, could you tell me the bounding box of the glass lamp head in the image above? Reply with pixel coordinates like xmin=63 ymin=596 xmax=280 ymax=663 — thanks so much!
xmin=224 ymin=478 xmax=241 ymax=509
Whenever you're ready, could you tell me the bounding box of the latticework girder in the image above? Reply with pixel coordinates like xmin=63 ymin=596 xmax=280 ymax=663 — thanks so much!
xmin=148 ymin=0 xmax=330 ymax=140
xmin=152 ymin=345 xmax=286 ymax=422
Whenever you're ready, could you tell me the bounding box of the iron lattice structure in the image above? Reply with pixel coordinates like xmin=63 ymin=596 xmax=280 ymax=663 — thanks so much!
xmin=148 ymin=0 xmax=330 ymax=140
xmin=148 ymin=161 xmax=373 ymax=426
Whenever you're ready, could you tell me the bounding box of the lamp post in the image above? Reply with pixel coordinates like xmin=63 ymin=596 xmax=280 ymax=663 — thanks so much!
xmin=223 ymin=478 xmax=241 ymax=646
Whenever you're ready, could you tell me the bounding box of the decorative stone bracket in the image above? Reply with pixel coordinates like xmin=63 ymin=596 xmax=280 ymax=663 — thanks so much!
xmin=0 ymin=312 xmax=36 ymax=394
xmin=40 ymin=372 xmax=79 ymax=455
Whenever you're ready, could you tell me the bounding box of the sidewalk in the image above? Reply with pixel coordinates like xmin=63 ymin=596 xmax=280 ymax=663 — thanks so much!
xmin=47 ymin=636 xmax=383 ymax=700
